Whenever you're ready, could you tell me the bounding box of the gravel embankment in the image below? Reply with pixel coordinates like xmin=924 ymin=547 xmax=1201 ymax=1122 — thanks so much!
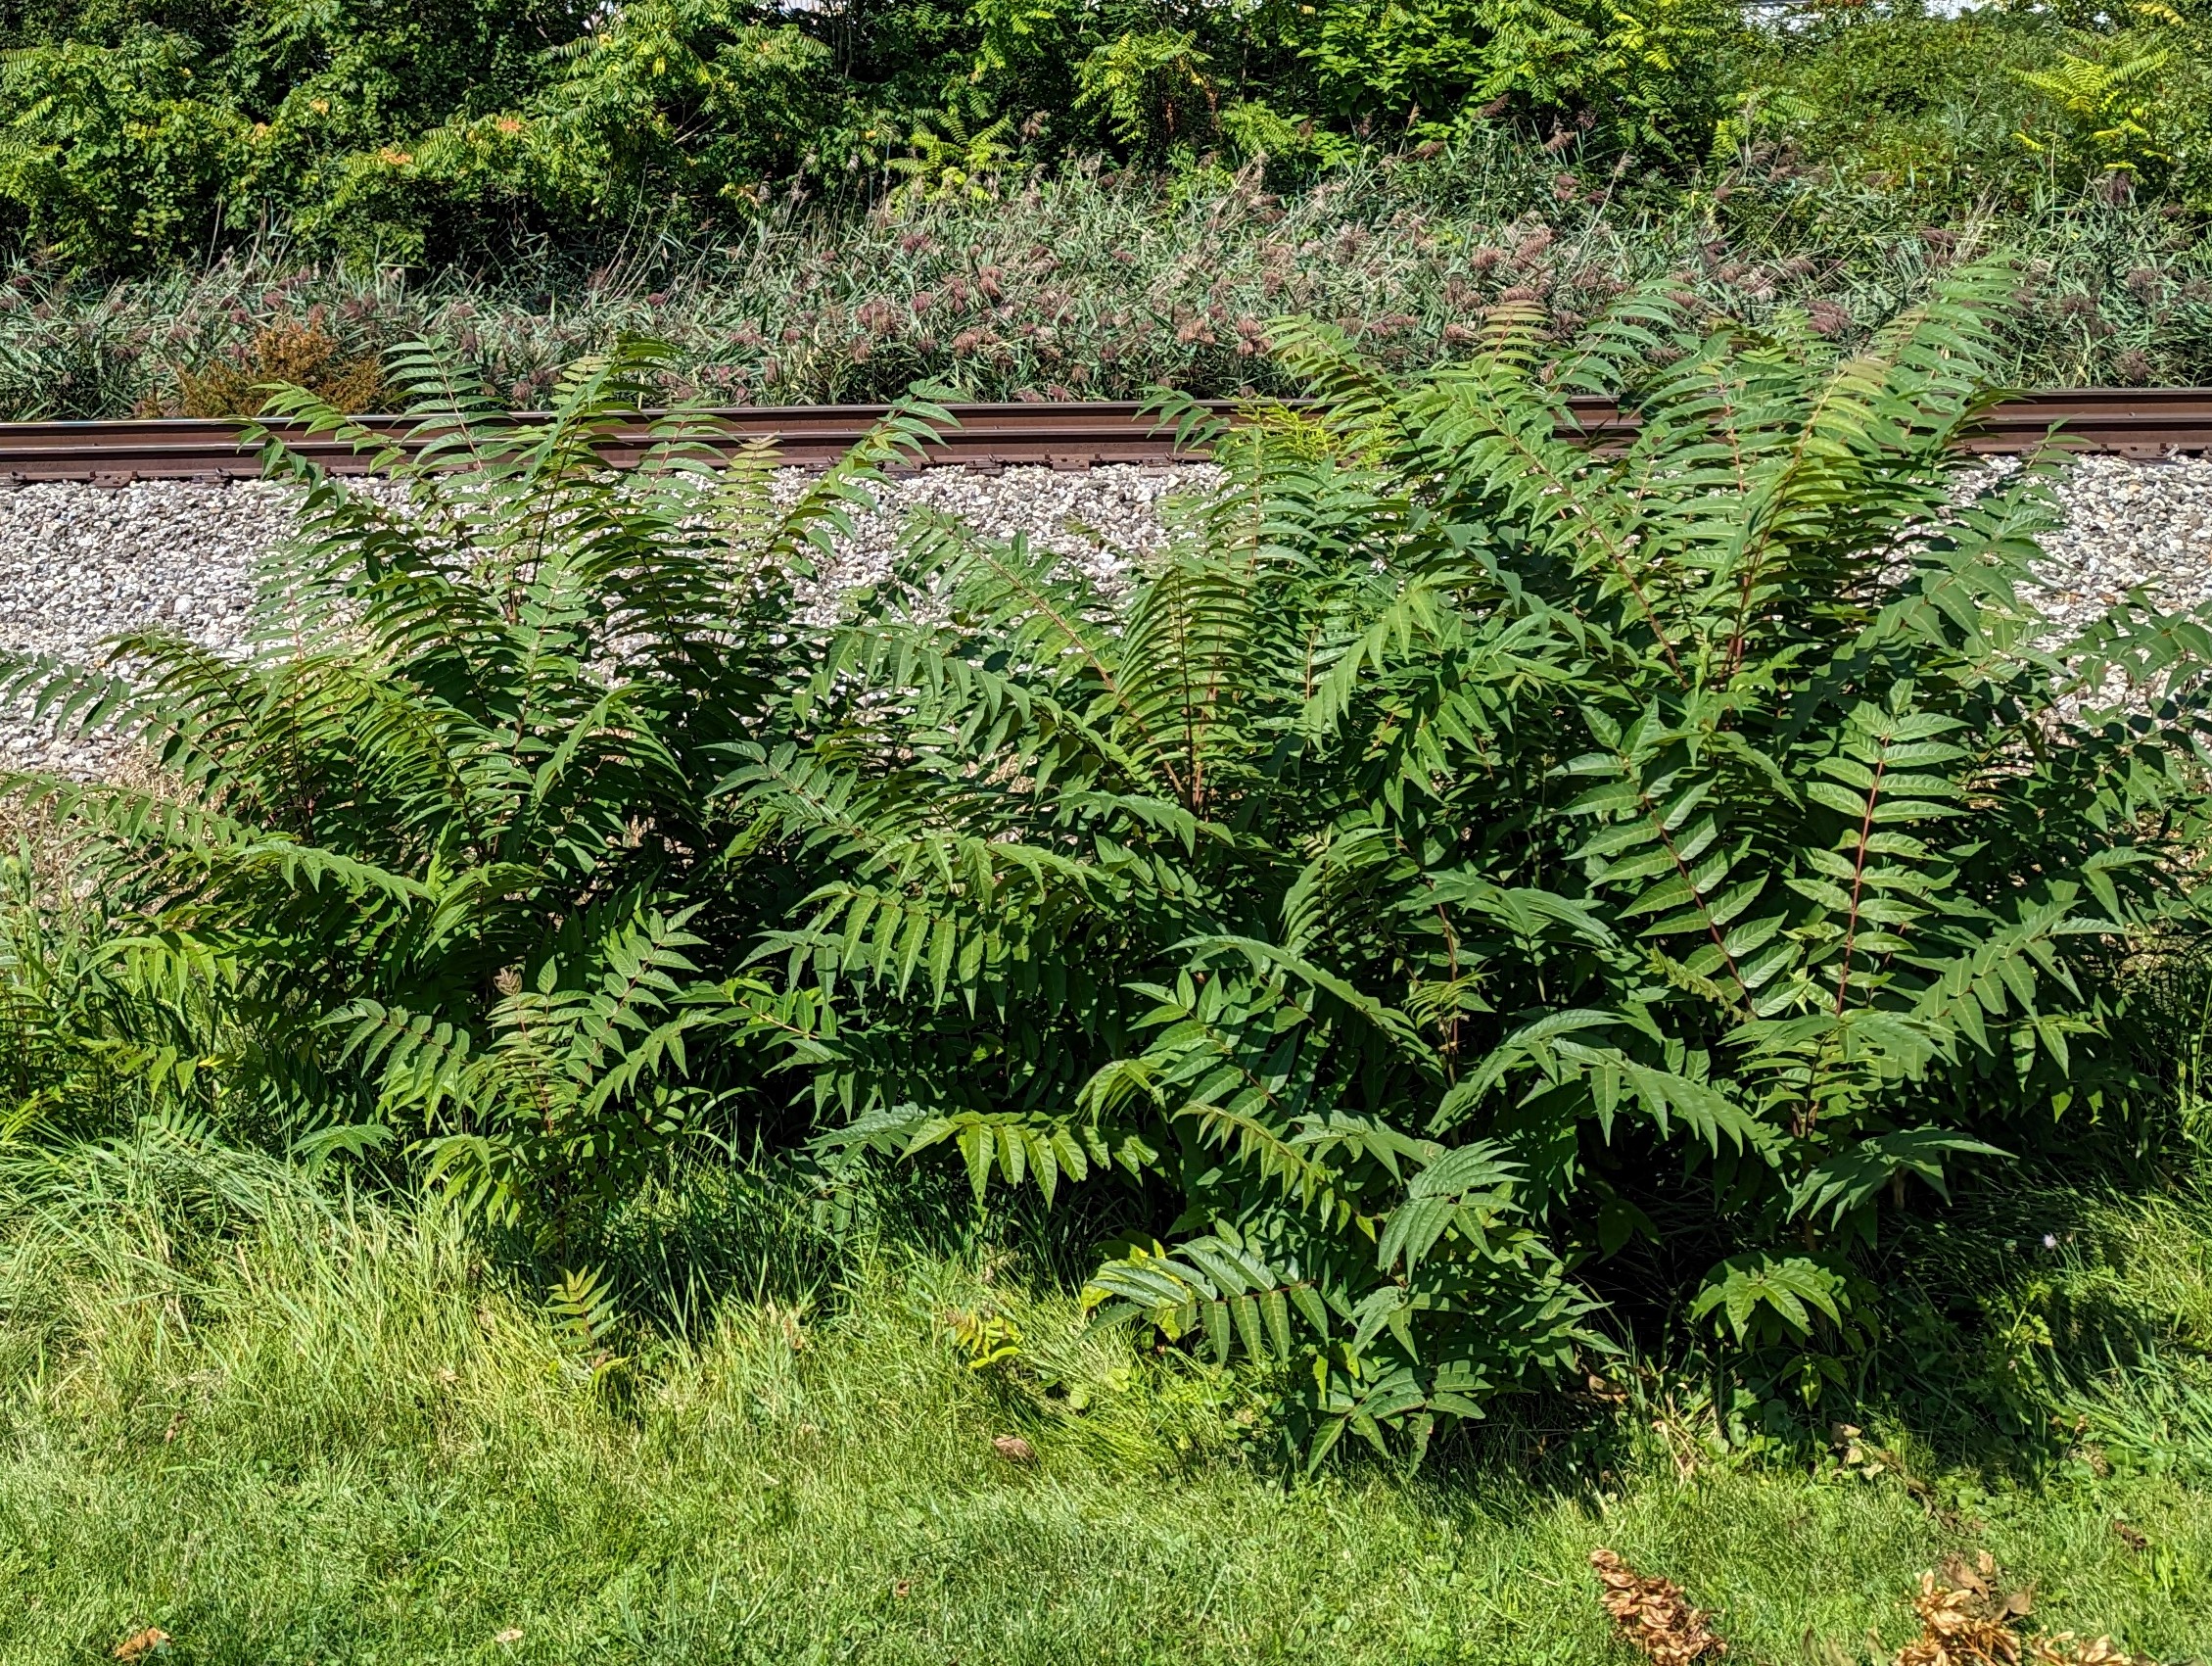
xmin=0 ymin=465 xmax=1200 ymax=775
xmin=2 ymin=455 xmax=2211 ymax=776
xmin=2014 ymin=457 xmax=2212 ymax=642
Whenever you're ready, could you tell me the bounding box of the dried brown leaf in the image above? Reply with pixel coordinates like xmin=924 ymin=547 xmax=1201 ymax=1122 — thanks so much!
xmin=1892 ymin=1563 xmax=2155 ymax=1666
xmin=112 ymin=1630 xmax=168 ymax=1663
xmin=1590 ymin=1547 xmax=1728 ymax=1665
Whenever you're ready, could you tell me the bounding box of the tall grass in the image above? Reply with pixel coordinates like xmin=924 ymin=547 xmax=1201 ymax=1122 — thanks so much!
xmin=0 ymin=1120 xmax=2207 ymax=1663
xmin=3 ymin=140 xmax=2208 ymax=419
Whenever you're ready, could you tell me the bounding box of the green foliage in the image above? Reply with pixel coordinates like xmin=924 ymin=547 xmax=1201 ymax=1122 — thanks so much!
xmin=0 ymin=33 xmax=247 ymax=268
xmin=1296 ymin=0 xmax=1739 ymax=162
xmin=1739 ymin=6 xmax=2212 ymax=217
xmin=543 ymin=1261 xmax=629 ymax=1384
xmin=0 ymin=842 xmax=238 ymax=1142
xmin=0 ymin=0 xmax=589 ymax=268
xmin=886 ymin=102 xmax=1021 ymax=203
xmin=296 ymin=2 xmax=840 ymax=264
xmin=733 ymin=265 xmax=2212 ymax=1456
xmin=1075 ymin=28 xmax=1215 ymax=159
xmin=11 ymin=143 xmax=2212 ymax=417
xmin=3 ymin=0 xmax=2105 ymax=275
xmin=2015 ymin=45 xmax=2176 ymax=175
xmin=4 ymin=0 xmax=2212 ymax=279
xmin=15 ymin=273 xmax=2212 ymax=1459
xmin=1735 ymin=8 xmax=2065 ymax=205
xmin=2008 ymin=29 xmax=2212 ymax=206
xmin=941 ymin=1301 xmax=1024 ymax=1367
xmin=0 ymin=339 xmax=939 ymax=1240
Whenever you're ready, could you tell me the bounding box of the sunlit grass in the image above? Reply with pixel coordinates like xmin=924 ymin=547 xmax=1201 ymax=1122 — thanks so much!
xmin=0 ymin=1130 xmax=2206 ymax=1664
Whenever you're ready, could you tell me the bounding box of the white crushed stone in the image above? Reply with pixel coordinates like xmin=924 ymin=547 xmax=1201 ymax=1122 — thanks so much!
xmin=2009 ymin=456 xmax=2212 ymax=641
xmin=3 ymin=454 xmax=2212 ymax=776
xmin=0 ymin=465 xmax=1204 ymax=775
xmin=0 ymin=479 xmax=281 ymax=777
xmin=793 ymin=463 xmax=1206 ymax=620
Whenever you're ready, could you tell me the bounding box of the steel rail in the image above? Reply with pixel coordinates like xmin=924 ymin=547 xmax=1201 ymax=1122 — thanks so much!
xmin=1 ymin=389 xmax=2209 ymax=484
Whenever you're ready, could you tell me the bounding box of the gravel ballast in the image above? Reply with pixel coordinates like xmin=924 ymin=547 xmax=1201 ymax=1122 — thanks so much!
xmin=3 ymin=455 xmax=2211 ymax=774
xmin=2013 ymin=456 xmax=2212 ymax=642
xmin=0 ymin=464 xmax=1200 ymax=775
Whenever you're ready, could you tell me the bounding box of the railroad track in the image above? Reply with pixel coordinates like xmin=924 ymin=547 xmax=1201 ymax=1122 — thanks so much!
xmin=3 ymin=388 xmax=2211 ymax=483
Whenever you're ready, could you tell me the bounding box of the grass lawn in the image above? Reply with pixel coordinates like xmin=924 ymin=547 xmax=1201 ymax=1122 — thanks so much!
xmin=0 ymin=1138 xmax=2208 ymax=1665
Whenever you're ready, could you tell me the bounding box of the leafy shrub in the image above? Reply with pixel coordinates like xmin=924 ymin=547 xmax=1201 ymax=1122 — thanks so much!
xmin=2010 ymin=31 xmax=2212 ymax=209
xmin=0 ymin=0 xmax=589 ymax=271
xmin=0 ymin=34 xmax=248 ymax=269
xmin=738 ymin=264 xmax=2212 ymax=1457
xmin=884 ymin=105 xmax=1022 ymax=204
xmin=1297 ymin=0 xmax=1741 ymax=163
xmin=10 ymin=274 xmax=2212 ymax=1461
xmin=0 ymin=839 xmax=234 ymax=1145
xmin=1738 ymin=7 xmax=2212 ymax=219
xmin=0 ymin=0 xmax=2194 ymax=284
xmin=0 ymin=343 xmax=939 ymax=1238
xmin=1736 ymin=8 xmax=2062 ymax=207
xmin=1075 ymin=28 xmax=1217 ymax=160
xmin=295 ymin=2 xmax=840 ymax=266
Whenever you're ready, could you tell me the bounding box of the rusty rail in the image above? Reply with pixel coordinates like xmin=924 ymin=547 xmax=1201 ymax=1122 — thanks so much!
xmin=1 ymin=389 xmax=2208 ymax=484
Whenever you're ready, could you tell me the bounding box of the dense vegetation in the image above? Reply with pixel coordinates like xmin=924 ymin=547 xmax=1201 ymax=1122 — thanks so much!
xmin=7 ymin=272 xmax=2212 ymax=1474
xmin=0 ymin=1129 xmax=2207 ymax=1661
xmin=0 ymin=0 xmax=2207 ymax=273
xmin=6 ymin=1 xmax=2212 ymax=406
xmin=11 ymin=146 xmax=2212 ymax=421
xmin=2 ymin=1 xmax=2211 ymax=1649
